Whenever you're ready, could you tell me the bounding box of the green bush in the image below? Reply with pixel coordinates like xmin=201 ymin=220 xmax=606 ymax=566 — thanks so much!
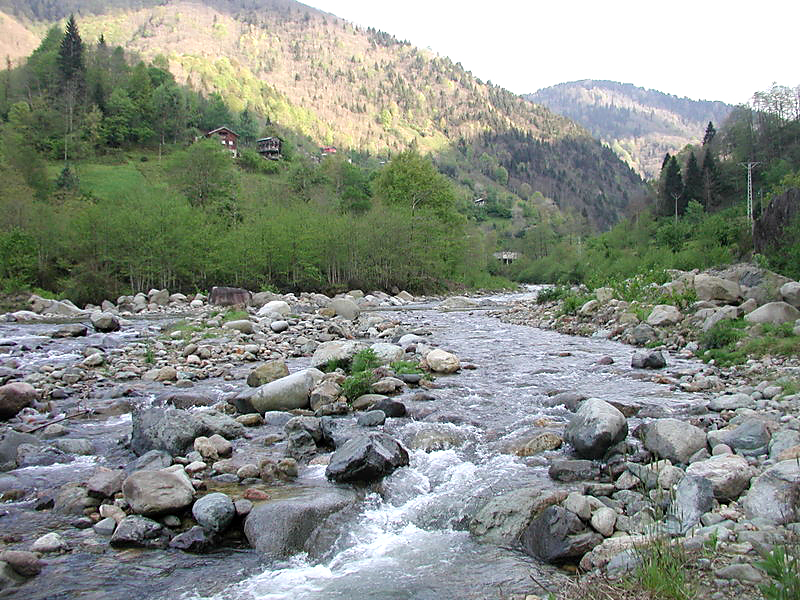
xmin=351 ymin=347 xmax=379 ymax=374
xmin=390 ymin=360 xmax=423 ymax=375
xmin=759 ymin=546 xmax=800 ymax=600
xmin=341 ymin=370 xmax=374 ymax=401
xmin=699 ymin=318 xmax=747 ymax=350
xmin=629 ymin=536 xmax=693 ymax=600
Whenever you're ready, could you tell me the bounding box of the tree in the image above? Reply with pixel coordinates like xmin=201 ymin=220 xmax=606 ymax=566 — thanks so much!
xmin=660 ymin=155 xmax=683 ymax=217
xmin=152 ymin=82 xmax=186 ymax=159
xmin=373 ymin=148 xmax=456 ymax=218
xmin=702 ymin=121 xmax=716 ymax=146
xmin=57 ymin=15 xmax=85 ymax=161
xmin=167 ymin=139 xmax=240 ymax=222
xmin=701 ymin=150 xmax=720 ymax=209
xmin=683 ymin=152 xmax=703 ymax=208
xmin=237 ymin=108 xmax=258 ymax=146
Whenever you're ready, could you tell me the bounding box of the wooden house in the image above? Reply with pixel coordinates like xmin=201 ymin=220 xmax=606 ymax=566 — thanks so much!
xmin=493 ymin=251 xmax=520 ymax=265
xmin=205 ymin=127 xmax=239 ymax=156
xmin=257 ymin=137 xmax=283 ymax=160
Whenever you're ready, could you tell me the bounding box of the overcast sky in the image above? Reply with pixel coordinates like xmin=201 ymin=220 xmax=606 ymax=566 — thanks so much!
xmin=303 ymin=0 xmax=798 ymax=105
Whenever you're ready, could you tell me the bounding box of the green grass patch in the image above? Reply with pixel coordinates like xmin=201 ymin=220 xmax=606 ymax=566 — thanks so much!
xmin=628 ymin=536 xmax=694 ymax=600
xmin=759 ymin=545 xmax=800 ymax=600
xmin=390 ymin=360 xmax=423 ymax=375
xmin=221 ymin=309 xmax=249 ymax=323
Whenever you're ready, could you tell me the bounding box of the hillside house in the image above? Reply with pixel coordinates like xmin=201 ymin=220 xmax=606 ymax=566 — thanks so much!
xmin=493 ymin=251 xmax=520 ymax=265
xmin=257 ymin=137 xmax=283 ymax=160
xmin=205 ymin=127 xmax=239 ymax=156
xmin=320 ymin=146 xmax=337 ymax=157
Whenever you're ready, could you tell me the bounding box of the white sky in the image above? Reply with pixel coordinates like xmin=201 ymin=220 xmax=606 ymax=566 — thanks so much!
xmin=303 ymin=0 xmax=799 ymax=105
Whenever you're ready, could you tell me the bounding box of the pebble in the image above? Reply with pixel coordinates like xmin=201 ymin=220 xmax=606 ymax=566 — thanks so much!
xmin=31 ymin=532 xmax=68 ymax=553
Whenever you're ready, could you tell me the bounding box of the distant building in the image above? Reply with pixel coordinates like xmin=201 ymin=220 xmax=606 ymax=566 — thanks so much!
xmin=205 ymin=126 xmax=239 ymax=157
xmin=257 ymin=137 xmax=283 ymax=160
xmin=493 ymin=251 xmax=520 ymax=265
xmin=320 ymin=146 xmax=337 ymax=156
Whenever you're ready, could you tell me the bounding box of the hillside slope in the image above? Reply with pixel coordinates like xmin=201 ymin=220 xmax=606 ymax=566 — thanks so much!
xmin=527 ymin=80 xmax=733 ymax=179
xmin=0 ymin=0 xmax=647 ymax=229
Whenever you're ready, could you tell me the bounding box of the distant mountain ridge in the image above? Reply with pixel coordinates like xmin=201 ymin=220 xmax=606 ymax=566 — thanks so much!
xmin=0 ymin=1 xmax=647 ymax=229
xmin=526 ymin=80 xmax=734 ymax=179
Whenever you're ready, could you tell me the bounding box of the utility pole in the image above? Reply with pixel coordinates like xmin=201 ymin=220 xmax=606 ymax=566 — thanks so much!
xmin=671 ymin=192 xmax=681 ymax=224
xmin=739 ymin=162 xmax=760 ymax=223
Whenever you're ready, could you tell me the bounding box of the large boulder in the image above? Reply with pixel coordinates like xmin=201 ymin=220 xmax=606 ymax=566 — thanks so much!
xmin=110 ymin=515 xmax=168 ymax=549
xmin=310 ymin=341 xmax=365 ymax=369
xmin=780 ymin=282 xmax=800 ymax=308
xmin=686 ymin=454 xmax=752 ymax=501
xmin=745 ymin=302 xmax=800 ymax=325
xmin=370 ymin=343 xmax=404 ymax=366
xmin=90 ymin=311 xmax=120 ymax=332
xmin=130 ymin=407 xmax=207 ymax=456
xmin=439 ymin=296 xmax=478 ymax=310
xmin=325 ymin=432 xmax=409 ymax=483
xmin=564 ymin=398 xmax=628 ymax=459
xmin=0 ymin=382 xmax=38 ymax=420
xmin=257 ymin=300 xmax=290 ymax=316
xmin=519 ymin=505 xmax=603 ymax=564
xmin=469 ymin=488 xmax=567 ymax=544
xmin=329 ymin=298 xmax=360 ymax=320
xmin=245 ymin=369 xmax=324 ymax=414
xmin=209 ymin=286 xmax=251 ymax=307
xmin=42 ymin=299 xmax=86 ymax=317
xmin=0 ymin=430 xmax=40 ymax=471
xmin=694 ymin=274 xmax=741 ymax=303
xmin=122 ymin=468 xmax=195 ymax=516
xmin=667 ymin=475 xmax=714 ymax=534
xmin=631 ymin=350 xmax=666 ymax=369
xmin=425 ymin=349 xmax=460 ymax=374
xmin=244 ymin=488 xmax=358 ymax=558
xmin=642 ymin=419 xmax=706 ymax=464
xmin=646 ymin=305 xmax=682 ymax=327
xmin=742 ymin=460 xmax=800 ymax=524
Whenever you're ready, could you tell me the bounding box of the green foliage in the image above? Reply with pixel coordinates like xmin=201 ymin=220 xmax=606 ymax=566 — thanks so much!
xmin=536 ymin=286 xmax=571 ymax=304
xmin=389 ymin=360 xmax=423 ymax=375
xmin=758 ymin=546 xmax=800 ymax=600
xmin=558 ymin=291 xmax=592 ymax=316
xmin=373 ymin=148 xmax=456 ymax=219
xmin=0 ymin=228 xmax=37 ymax=291
xmin=700 ymin=318 xmax=747 ymax=351
xmin=341 ymin=370 xmax=374 ymax=402
xmin=221 ymin=309 xmax=248 ymax=323
xmin=167 ymin=139 xmax=239 ymax=220
xmin=629 ymin=536 xmax=693 ymax=600
xmin=350 ymin=347 xmax=379 ymax=375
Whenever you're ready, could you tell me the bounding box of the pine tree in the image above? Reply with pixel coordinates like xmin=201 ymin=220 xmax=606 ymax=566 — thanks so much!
xmin=702 ymin=121 xmax=716 ymax=146
xmin=57 ymin=15 xmax=84 ymax=86
xmin=701 ymin=150 xmax=720 ymax=209
xmin=661 ymin=155 xmax=683 ymax=217
xmin=683 ymin=152 xmax=703 ymax=209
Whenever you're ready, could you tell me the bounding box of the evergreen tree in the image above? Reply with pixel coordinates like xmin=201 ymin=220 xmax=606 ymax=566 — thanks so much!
xmin=702 ymin=121 xmax=716 ymax=146
xmin=701 ymin=150 xmax=720 ymax=209
xmin=57 ymin=15 xmax=84 ymax=85
xmin=237 ymin=108 xmax=258 ymax=146
xmin=660 ymin=155 xmax=683 ymax=217
xmin=683 ymin=152 xmax=703 ymax=208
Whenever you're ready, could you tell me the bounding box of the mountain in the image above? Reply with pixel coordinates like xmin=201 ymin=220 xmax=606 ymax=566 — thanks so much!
xmin=526 ymin=80 xmax=734 ymax=179
xmin=0 ymin=1 xmax=646 ymax=229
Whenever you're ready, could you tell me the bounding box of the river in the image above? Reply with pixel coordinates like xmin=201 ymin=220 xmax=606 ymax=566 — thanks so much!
xmin=0 ymin=292 xmax=706 ymax=600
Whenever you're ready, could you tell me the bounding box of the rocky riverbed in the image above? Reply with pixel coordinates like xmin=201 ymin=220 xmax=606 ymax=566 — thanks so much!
xmin=0 ymin=279 xmax=799 ymax=599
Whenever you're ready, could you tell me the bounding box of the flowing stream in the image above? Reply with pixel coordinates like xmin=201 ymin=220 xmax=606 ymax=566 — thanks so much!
xmin=0 ymin=292 xmax=706 ymax=600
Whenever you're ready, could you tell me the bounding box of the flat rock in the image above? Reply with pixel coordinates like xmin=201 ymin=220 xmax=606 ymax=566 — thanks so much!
xmin=122 ymin=469 xmax=195 ymax=516
xmin=745 ymin=302 xmax=800 ymax=325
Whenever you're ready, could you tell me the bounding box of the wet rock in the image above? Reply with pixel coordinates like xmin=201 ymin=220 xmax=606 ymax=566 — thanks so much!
xmin=745 ymin=302 xmax=800 ymax=325
xmin=192 ymin=492 xmax=235 ymax=533
xmin=631 ymin=350 xmax=667 ymax=369
xmin=685 ymin=454 xmax=752 ymax=501
xmin=246 ymin=368 xmax=324 ymax=413
xmin=325 ymin=432 xmax=409 ymax=483
xmin=31 ymin=532 xmax=68 ymax=553
xmin=16 ymin=443 xmax=70 ymax=468
xmin=0 ymin=560 xmax=28 ymax=588
xmin=709 ymin=393 xmax=752 ymax=411
xmin=209 ymin=286 xmax=251 ymax=307
xmin=0 ymin=382 xmax=38 ymax=420
xmin=126 ymin=450 xmax=172 ymax=473
xmin=357 ymin=410 xmax=386 ymax=427
xmin=100 ymin=504 xmax=126 ymax=523
xmin=246 ymin=360 xmax=289 ymax=388
xmin=564 ymin=398 xmax=628 ymax=459
xmin=549 ymin=459 xmax=600 ymax=483
xmin=520 ymin=505 xmax=603 ymax=564
xmin=244 ymin=488 xmax=358 ymax=558
xmin=93 ymin=517 xmax=117 ymax=537
xmin=425 ymin=349 xmax=460 ymax=374
xmin=158 ymin=391 xmax=215 ymax=409
xmin=52 ymin=324 xmax=88 ymax=338
xmin=286 ymin=430 xmax=318 ymax=461
xmin=371 ymin=398 xmax=406 ymax=418
xmin=642 ymin=419 xmax=706 ymax=464
xmin=54 ymin=483 xmax=99 ymax=515
xmin=542 ymin=392 xmax=587 ymax=411
xmin=90 ymin=311 xmax=120 ymax=332
xmin=707 ymin=418 xmax=771 ymax=456
xmin=52 ymin=438 xmax=94 ymax=455
xmin=169 ymin=525 xmax=217 ymax=553
xmin=122 ymin=469 xmax=195 ymax=516
xmin=512 ymin=432 xmax=563 ymax=456
xmin=0 ymin=550 xmax=43 ymax=577
xmin=195 ymin=411 xmax=245 ymax=440
xmin=407 ymin=426 xmax=466 ymax=452
xmin=86 ymin=467 xmax=125 ymax=498
xmin=626 ymin=323 xmax=658 ymax=346
xmin=110 ymin=515 xmax=168 ymax=548
xmin=130 ymin=407 xmax=206 ymax=456
xmin=469 ymin=488 xmax=567 ymax=544
xmin=371 ymin=377 xmax=404 ymax=394
xmin=743 ymin=460 xmax=800 ymax=524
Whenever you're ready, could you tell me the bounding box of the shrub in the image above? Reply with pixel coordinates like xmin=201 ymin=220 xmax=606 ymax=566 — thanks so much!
xmin=351 ymin=347 xmax=379 ymax=374
xmin=699 ymin=318 xmax=746 ymax=350
xmin=759 ymin=545 xmax=800 ymax=600
xmin=341 ymin=370 xmax=374 ymax=401
xmin=390 ymin=360 xmax=423 ymax=375
xmin=629 ymin=536 xmax=694 ymax=600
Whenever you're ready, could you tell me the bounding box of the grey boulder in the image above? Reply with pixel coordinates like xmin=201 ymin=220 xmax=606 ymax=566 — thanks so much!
xmin=564 ymin=398 xmax=628 ymax=459
xmin=743 ymin=460 xmax=800 ymax=524
xmin=520 ymin=505 xmax=603 ymax=564
xmin=122 ymin=468 xmax=195 ymax=516
xmin=246 ymin=368 xmax=324 ymax=414
xmin=325 ymin=432 xmax=409 ymax=483
xmin=745 ymin=302 xmax=800 ymax=325
xmin=643 ymin=419 xmax=706 ymax=464
xmin=192 ymin=492 xmax=236 ymax=533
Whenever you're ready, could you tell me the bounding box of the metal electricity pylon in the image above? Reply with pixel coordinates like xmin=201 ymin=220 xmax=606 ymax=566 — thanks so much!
xmin=739 ymin=162 xmax=760 ymax=223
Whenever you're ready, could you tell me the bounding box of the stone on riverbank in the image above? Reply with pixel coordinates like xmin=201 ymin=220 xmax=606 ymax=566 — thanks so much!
xmin=694 ymin=274 xmax=740 ymax=303
xmin=643 ymin=419 xmax=706 ymax=464
xmin=744 ymin=302 xmax=800 ymax=325
xmin=685 ymin=454 xmax=752 ymax=501
xmin=90 ymin=311 xmax=120 ymax=332
xmin=425 ymin=349 xmax=460 ymax=373
xmin=0 ymin=383 xmax=37 ymax=420
xmin=520 ymin=505 xmax=603 ymax=563
xmin=209 ymin=287 xmax=251 ymax=307
xmin=742 ymin=460 xmax=800 ymax=524
xmin=564 ymin=398 xmax=628 ymax=459
xmin=325 ymin=432 xmax=409 ymax=483
xmin=469 ymin=488 xmax=567 ymax=544
xmin=110 ymin=516 xmax=168 ymax=549
xmin=192 ymin=492 xmax=235 ymax=533
xmin=244 ymin=368 xmax=324 ymax=414
xmin=122 ymin=469 xmax=195 ymax=516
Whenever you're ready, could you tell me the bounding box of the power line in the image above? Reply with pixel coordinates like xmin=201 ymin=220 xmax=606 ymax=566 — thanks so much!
xmin=739 ymin=161 xmax=760 ymax=223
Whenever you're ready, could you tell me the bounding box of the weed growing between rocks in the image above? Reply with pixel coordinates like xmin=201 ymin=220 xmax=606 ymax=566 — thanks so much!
xmin=627 ymin=536 xmax=693 ymax=600
xmin=221 ymin=309 xmax=248 ymax=323
xmin=340 ymin=348 xmax=379 ymax=402
xmin=759 ymin=545 xmax=800 ymax=600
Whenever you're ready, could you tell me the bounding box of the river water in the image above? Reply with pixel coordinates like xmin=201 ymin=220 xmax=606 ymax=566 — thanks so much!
xmin=0 ymin=293 xmax=705 ymax=600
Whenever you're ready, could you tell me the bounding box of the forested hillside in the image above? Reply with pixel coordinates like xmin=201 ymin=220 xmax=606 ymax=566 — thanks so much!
xmin=0 ymin=0 xmax=645 ymax=230
xmin=527 ymin=80 xmax=733 ymax=179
